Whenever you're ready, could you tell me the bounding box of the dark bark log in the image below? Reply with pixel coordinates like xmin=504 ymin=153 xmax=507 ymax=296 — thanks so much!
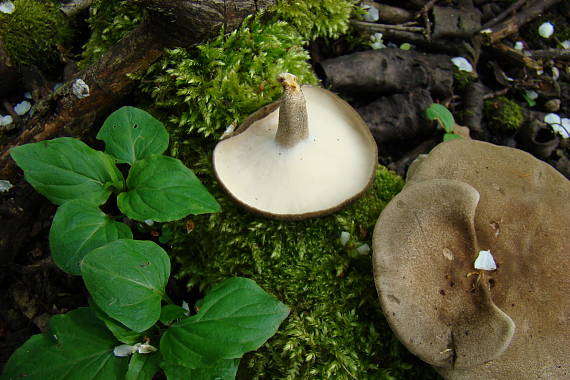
xmin=432 ymin=4 xmax=482 ymax=40
xmin=320 ymin=48 xmax=454 ymax=98
xmin=357 ymin=89 xmax=435 ymax=143
xmin=461 ymin=81 xmax=486 ymax=136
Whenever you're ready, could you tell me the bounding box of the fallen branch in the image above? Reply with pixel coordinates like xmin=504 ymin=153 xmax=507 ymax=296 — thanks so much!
xmin=484 ymin=0 xmax=563 ymax=45
xmin=526 ymin=49 xmax=570 ymax=60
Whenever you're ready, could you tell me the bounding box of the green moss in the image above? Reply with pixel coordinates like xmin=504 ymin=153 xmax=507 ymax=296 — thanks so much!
xmin=274 ymin=0 xmax=357 ymax=41
xmin=484 ymin=96 xmax=524 ymax=132
xmin=80 ymin=0 xmax=143 ymax=67
xmin=0 ymin=0 xmax=73 ymax=70
xmin=453 ymin=67 xmax=476 ymax=91
xmin=140 ymin=14 xmax=317 ymax=145
xmin=162 ymin=148 xmax=440 ymax=379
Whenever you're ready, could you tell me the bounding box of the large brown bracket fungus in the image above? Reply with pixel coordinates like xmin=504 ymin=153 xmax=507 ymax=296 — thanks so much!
xmin=372 ymin=139 xmax=570 ymax=379
xmin=213 ymin=73 xmax=377 ymax=220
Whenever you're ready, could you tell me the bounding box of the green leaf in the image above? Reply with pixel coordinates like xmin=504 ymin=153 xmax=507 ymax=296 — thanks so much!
xmin=10 ymin=137 xmax=123 ymax=205
xmin=97 ymin=106 xmax=169 ymax=165
xmin=118 ymin=155 xmax=220 ymax=222
xmin=81 ymin=240 xmax=171 ymax=332
xmin=160 ymin=277 xmax=289 ymax=368
xmin=125 ymin=352 xmax=162 ymax=380
xmin=49 ymin=200 xmax=132 ymax=275
xmin=426 ymin=103 xmax=455 ymax=133
xmin=160 ymin=304 xmax=188 ymax=325
xmin=1 ymin=308 xmax=127 ymax=379
xmin=90 ymin=299 xmax=144 ymax=344
xmin=443 ymin=133 xmax=462 ymax=141
xmin=162 ymin=359 xmax=239 ymax=380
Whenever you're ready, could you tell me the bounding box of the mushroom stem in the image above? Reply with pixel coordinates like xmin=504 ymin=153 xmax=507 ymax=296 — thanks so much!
xmin=275 ymin=73 xmax=309 ymax=147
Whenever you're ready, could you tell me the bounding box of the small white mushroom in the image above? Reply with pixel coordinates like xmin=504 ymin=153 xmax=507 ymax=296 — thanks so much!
xmin=0 ymin=0 xmax=15 ymax=14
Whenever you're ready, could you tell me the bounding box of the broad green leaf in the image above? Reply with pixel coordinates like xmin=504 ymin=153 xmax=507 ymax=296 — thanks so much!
xmin=118 ymin=155 xmax=220 ymax=222
xmin=160 ymin=304 xmax=188 ymax=325
xmin=81 ymin=240 xmax=170 ymax=332
xmin=426 ymin=103 xmax=455 ymax=133
xmin=90 ymin=299 xmax=144 ymax=344
xmin=10 ymin=137 xmax=123 ymax=205
xmin=49 ymin=200 xmax=132 ymax=275
xmin=1 ymin=307 xmax=127 ymax=379
xmin=161 ymin=359 xmax=239 ymax=380
xmin=160 ymin=277 xmax=289 ymax=368
xmin=97 ymin=106 xmax=169 ymax=165
xmin=443 ymin=133 xmax=462 ymax=142
xmin=125 ymin=352 xmax=162 ymax=380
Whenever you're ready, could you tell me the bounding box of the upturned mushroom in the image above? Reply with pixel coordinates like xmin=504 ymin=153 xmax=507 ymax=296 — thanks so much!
xmin=372 ymin=139 xmax=570 ymax=379
xmin=213 ymin=73 xmax=377 ymax=219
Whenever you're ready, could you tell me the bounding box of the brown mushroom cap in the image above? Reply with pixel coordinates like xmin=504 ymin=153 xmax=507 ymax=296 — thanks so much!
xmin=373 ymin=139 xmax=570 ymax=379
xmin=213 ymin=75 xmax=377 ymax=220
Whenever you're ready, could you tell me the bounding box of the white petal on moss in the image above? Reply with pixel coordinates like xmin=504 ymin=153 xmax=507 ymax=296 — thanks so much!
xmin=356 ymin=243 xmax=370 ymax=255
xmin=14 ymin=100 xmax=31 ymax=116
xmin=340 ymin=231 xmax=350 ymax=246
xmin=451 ymin=57 xmax=473 ymax=72
xmin=0 ymin=1 xmax=15 ymax=14
xmin=72 ymin=78 xmax=90 ymax=99
xmin=538 ymin=22 xmax=554 ymax=39
xmin=514 ymin=41 xmax=524 ymax=50
xmin=113 ymin=344 xmax=137 ymax=357
xmin=562 ymin=40 xmax=570 ymax=49
xmin=474 ymin=250 xmax=497 ymax=271
xmin=0 ymin=180 xmax=13 ymax=192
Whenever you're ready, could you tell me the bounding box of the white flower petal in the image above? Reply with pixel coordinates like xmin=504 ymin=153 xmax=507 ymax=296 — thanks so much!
xmin=14 ymin=100 xmax=31 ymax=116
xmin=525 ymin=90 xmax=539 ymax=100
xmin=0 ymin=115 xmax=13 ymax=126
xmin=72 ymin=79 xmax=90 ymax=99
xmin=356 ymin=243 xmax=370 ymax=255
xmin=0 ymin=1 xmax=15 ymax=14
xmin=562 ymin=40 xmax=570 ymax=49
xmin=552 ymin=119 xmax=570 ymax=139
xmin=544 ymin=113 xmax=561 ymax=125
xmin=451 ymin=57 xmax=473 ymax=72
xmin=0 ymin=180 xmax=13 ymax=192
xmin=538 ymin=22 xmax=554 ymax=39
xmin=137 ymin=343 xmax=158 ymax=354
xmin=363 ymin=5 xmax=379 ymax=22
xmin=340 ymin=231 xmax=350 ymax=246
xmin=113 ymin=344 xmax=137 ymax=357
xmin=474 ymin=250 xmax=497 ymax=271
xmin=514 ymin=41 xmax=524 ymax=50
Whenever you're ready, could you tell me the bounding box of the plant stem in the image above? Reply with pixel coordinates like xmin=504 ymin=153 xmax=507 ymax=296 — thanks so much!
xmin=275 ymin=73 xmax=309 ymax=147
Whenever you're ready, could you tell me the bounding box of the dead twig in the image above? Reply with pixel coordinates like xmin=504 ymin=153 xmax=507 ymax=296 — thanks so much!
xmin=483 ymin=0 xmax=563 ymax=45
xmin=351 ymin=20 xmax=424 ymax=33
xmin=479 ymin=0 xmax=528 ymax=30
xmin=526 ymin=49 xmax=570 ymax=60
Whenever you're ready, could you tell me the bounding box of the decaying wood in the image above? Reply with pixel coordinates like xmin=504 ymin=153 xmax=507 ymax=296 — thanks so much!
xmin=527 ymin=49 xmax=570 ymax=60
xmin=484 ymin=0 xmax=563 ymax=45
xmin=461 ymin=81 xmax=486 ymax=136
xmin=0 ymin=0 xmax=276 ymax=180
xmin=320 ymin=48 xmax=454 ymax=98
xmin=0 ymin=0 xmax=276 ymax=257
xmin=479 ymin=0 xmax=527 ymax=30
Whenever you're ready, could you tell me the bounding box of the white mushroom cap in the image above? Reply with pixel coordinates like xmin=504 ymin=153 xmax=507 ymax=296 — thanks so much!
xmin=213 ymin=76 xmax=377 ymax=219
